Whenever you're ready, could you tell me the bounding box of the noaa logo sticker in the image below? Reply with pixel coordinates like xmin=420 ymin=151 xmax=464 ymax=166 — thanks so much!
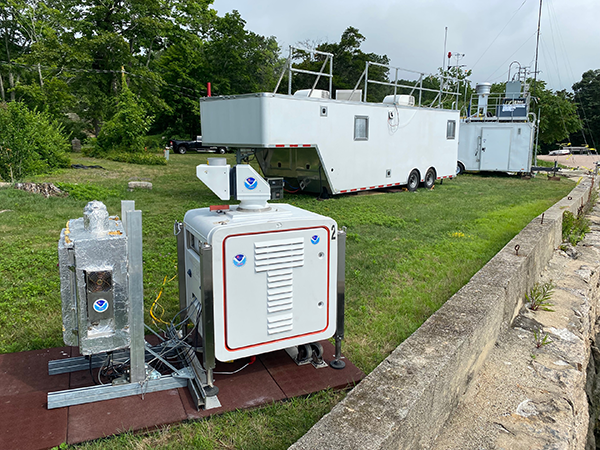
xmin=310 ymin=235 xmax=320 ymax=245
xmin=93 ymin=299 xmax=109 ymax=313
xmin=233 ymin=254 xmax=247 ymax=267
xmin=244 ymin=177 xmax=257 ymax=190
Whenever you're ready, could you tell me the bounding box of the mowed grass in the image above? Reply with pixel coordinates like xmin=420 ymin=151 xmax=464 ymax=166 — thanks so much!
xmin=0 ymin=154 xmax=574 ymax=449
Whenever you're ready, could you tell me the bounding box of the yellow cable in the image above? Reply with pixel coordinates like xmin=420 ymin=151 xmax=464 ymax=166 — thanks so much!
xmin=150 ymin=274 xmax=175 ymax=325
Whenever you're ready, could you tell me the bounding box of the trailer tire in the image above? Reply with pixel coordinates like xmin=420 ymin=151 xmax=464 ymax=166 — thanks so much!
xmin=424 ymin=168 xmax=436 ymax=189
xmin=407 ymin=170 xmax=420 ymax=192
xmin=177 ymin=144 xmax=187 ymax=155
xmin=456 ymin=161 xmax=465 ymax=175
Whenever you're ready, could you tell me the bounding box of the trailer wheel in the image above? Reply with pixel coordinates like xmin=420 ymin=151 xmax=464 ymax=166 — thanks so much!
xmin=407 ymin=170 xmax=420 ymax=192
xmin=456 ymin=161 xmax=465 ymax=175
xmin=424 ymin=168 xmax=436 ymax=189
xmin=177 ymin=144 xmax=187 ymax=155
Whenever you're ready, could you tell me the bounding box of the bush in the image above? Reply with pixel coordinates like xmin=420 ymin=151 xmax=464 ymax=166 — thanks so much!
xmin=0 ymin=101 xmax=70 ymax=181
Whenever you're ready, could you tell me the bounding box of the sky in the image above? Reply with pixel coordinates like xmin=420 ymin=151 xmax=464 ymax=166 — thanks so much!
xmin=211 ymin=0 xmax=600 ymax=92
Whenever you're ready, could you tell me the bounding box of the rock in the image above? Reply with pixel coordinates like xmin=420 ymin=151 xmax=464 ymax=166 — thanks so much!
xmin=128 ymin=181 xmax=152 ymax=191
xmin=14 ymin=182 xmax=65 ymax=198
xmin=71 ymin=138 xmax=82 ymax=152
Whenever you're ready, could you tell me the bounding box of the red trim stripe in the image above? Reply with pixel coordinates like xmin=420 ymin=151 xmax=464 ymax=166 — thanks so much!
xmin=275 ymin=144 xmax=285 ymax=147
xmin=290 ymin=144 xmax=298 ymax=147
xmin=302 ymin=144 xmax=312 ymax=147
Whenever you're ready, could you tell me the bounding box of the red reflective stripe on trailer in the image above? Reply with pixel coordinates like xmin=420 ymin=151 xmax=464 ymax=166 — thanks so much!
xmin=290 ymin=144 xmax=298 ymax=147
xmin=369 ymin=186 xmax=376 ymax=189
xmin=386 ymin=184 xmax=393 ymax=187
xmin=437 ymin=177 xmax=441 ymax=179
xmin=275 ymin=144 xmax=285 ymax=147
xmin=378 ymin=185 xmax=384 ymax=188
xmin=340 ymin=190 xmax=348 ymax=193
xmin=350 ymin=189 xmax=357 ymax=192
xmin=302 ymin=144 xmax=312 ymax=147
xmin=360 ymin=187 xmax=367 ymax=190
xmin=394 ymin=183 xmax=400 ymax=186
xmin=443 ymin=176 xmax=447 ymax=179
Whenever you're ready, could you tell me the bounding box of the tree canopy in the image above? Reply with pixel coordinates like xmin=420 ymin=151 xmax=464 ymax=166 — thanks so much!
xmin=572 ymin=69 xmax=600 ymax=150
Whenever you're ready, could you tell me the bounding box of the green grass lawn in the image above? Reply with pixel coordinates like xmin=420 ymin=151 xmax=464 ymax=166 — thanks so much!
xmin=0 ymin=154 xmax=574 ymax=449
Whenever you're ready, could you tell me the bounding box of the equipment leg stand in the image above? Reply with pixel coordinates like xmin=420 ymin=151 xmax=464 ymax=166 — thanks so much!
xmin=329 ymin=336 xmax=345 ymax=370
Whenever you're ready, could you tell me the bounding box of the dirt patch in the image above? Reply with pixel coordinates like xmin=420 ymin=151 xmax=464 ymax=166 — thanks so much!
xmin=538 ymin=154 xmax=600 ymax=170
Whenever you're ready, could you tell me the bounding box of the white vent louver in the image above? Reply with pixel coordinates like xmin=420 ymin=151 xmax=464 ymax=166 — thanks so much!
xmin=255 ymin=237 xmax=304 ymax=335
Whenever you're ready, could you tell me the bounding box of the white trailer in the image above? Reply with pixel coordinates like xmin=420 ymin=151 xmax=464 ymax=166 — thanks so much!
xmin=457 ymin=79 xmax=535 ymax=174
xmin=200 ymin=52 xmax=461 ymax=196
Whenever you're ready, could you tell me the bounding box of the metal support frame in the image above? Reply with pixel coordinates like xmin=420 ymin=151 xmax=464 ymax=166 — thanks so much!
xmin=175 ymin=221 xmax=187 ymax=328
xmin=330 ymin=227 xmax=346 ymax=369
xmin=126 ymin=206 xmax=145 ymax=383
xmin=200 ymin=243 xmax=216 ymax=389
xmin=47 ymin=202 xmax=221 ymax=411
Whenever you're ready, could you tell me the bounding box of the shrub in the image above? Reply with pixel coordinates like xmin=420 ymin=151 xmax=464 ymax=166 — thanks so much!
xmin=0 ymin=101 xmax=70 ymax=181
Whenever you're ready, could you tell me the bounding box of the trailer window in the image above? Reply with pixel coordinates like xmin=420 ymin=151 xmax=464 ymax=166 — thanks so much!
xmin=446 ymin=120 xmax=456 ymax=139
xmin=354 ymin=116 xmax=369 ymax=140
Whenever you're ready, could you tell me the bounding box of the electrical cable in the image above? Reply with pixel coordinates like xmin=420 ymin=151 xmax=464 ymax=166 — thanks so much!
xmin=471 ymin=0 xmax=529 ymax=70
xmin=150 ymin=273 xmax=177 ymax=325
xmin=214 ymin=356 xmax=256 ymax=375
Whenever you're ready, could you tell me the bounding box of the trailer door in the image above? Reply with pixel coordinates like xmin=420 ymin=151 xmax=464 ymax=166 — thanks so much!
xmin=480 ymin=128 xmax=512 ymax=171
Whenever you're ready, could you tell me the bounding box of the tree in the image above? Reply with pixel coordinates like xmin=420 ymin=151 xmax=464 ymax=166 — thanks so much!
xmin=152 ymin=10 xmax=281 ymax=137
xmin=572 ymin=69 xmax=600 ymax=149
xmin=529 ymin=79 xmax=582 ymax=151
xmin=96 ymin=71 xmax=154 ymax=152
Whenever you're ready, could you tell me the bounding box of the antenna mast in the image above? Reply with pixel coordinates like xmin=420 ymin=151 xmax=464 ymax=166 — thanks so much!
xmin=532 ymin=0 xmax=542 ymax=96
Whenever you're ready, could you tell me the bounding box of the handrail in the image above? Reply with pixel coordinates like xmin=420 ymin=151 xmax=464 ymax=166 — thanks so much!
xmin=352 ymin=61 xmax=461 ymax=108
xmin=274 ymin=46 xmax=334 ymax=97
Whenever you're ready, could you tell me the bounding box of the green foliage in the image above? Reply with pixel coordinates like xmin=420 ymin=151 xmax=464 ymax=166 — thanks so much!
xmin=0 ymin=101 xmax=70 ymax=181
xmin=562 ymin=210 xmax=590 ymax=246
xmin=572 ymin=69 xmax=600 ymax=150
xmin=96 ymin=73 xmax=154 ymax=153
xmin=525 ymin=282 xmax=554 ymax=312
xmin=533 ymin=328 xmax=552 ymax=348
xmin=55 ymin=183 xmax=119 ymax=201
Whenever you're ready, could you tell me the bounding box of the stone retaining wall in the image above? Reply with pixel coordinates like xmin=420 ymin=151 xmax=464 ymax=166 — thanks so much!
xmin=290 ymin=178 xmax=596 ymax=450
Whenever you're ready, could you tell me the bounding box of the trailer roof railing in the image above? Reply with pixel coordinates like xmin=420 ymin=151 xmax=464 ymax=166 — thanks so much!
xmin=274 ymin=46 xmax=461 ymax=109
xmin=350 ymin=61 xmax=462 ymax=108
xmin=274 ymin=46 xmax=334 ymax=98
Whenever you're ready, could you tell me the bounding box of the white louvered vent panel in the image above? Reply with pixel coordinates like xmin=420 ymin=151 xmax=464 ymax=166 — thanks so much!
xmin=255 ymin=238 xmax=305 ymax=334
xmin=254 ymin=238 xmax=304 ymax=273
